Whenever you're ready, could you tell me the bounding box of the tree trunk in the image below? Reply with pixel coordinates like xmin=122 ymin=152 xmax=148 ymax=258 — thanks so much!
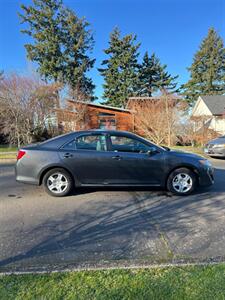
xmin=164 ymin=93 xmax=171 ymax=147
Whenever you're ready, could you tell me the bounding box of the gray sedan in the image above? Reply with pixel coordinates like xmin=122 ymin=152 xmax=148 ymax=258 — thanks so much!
xmin=16 ymin=130 xmax=214 ymax=197
xmin=204 ymin=136 xmax=225 ymax=157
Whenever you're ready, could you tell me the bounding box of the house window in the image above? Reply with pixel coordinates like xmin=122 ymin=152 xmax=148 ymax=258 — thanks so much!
xmin=98 ymin=113 xmax=116 ymax=130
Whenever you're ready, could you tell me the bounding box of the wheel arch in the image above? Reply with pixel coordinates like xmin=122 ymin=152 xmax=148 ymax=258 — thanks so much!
xmin=39 ymin=165 xmax=77 ymax=186
xmin=165 ymin=165 xmax=200 ymax=187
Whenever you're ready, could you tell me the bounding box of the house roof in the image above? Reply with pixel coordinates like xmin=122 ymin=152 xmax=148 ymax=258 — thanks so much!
xmin=67 ymin=100 xmax=132 ymax=113
xmin=128 ymin=97 xmax=162 ymax=101
xmin=127 ymin=95 xmax=182 ymax=101
xmin=200 ymin=95 xmax=225 ymax=115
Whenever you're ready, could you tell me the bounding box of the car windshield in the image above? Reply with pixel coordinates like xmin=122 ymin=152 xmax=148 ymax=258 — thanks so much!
xmin=138 ymin=136 xmax=166 ymax=151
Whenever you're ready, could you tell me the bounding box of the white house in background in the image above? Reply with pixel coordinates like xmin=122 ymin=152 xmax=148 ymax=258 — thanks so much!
xmin=192 ymin=95 xmax=225 ymax=135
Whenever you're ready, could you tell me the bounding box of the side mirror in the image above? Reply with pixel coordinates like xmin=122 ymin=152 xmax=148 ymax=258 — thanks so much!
xmin=162 ymin=146 xmax=170 ymax=151
xmin=147 ymin=148 xmax=159 ymax=155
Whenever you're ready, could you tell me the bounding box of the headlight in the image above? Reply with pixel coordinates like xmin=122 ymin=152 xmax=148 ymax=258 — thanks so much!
xmin=199 ymin=159 xmax=212 ymax=167
xmin=213 ymin=144 xmax=225 ymax=148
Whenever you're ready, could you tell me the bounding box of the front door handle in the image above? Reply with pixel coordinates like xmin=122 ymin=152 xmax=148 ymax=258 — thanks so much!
xmin=112 ymin=155 xmax=122 ymax=160
xmin=63 ymin=153 xmax=73 ymax=158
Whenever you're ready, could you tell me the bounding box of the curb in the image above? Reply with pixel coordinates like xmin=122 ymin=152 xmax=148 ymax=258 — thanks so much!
xmin=1 ymin=260 xmax=225 ymax=276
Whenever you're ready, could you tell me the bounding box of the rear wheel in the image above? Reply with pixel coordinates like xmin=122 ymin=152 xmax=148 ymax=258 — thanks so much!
xmin=43 ymin=168 xmax=73 ymax=197
xmin=167 ymin=168 xmax=197 ymax=196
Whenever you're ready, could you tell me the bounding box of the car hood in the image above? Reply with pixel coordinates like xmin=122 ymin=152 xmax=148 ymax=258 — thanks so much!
xmin=168 ymin=150 xmax=205 ymax=160
xmin=207 ymin=137 xmax=225 ymax=145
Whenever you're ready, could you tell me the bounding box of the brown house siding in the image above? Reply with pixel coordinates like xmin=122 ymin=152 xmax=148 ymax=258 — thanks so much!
xmin=84 ymin=106 xmax=133 ymax=131
xmin=55 ymin=100 xmax=134 ymax=133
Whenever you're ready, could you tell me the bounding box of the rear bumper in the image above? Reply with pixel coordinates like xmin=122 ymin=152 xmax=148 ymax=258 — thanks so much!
xmin=15 ymin=164 xmax=39 ymax=185
xmin=208 ymin=153 xmax=225 ymax=158
xmin=15 ymin=176 xmax=39 ymax=185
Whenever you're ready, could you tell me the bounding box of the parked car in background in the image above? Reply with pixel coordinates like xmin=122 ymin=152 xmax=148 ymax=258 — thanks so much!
xmin=204 ymin=136 xmax=225 ymax=158
xmin=16 ymin=130 xmax=214 ymax=197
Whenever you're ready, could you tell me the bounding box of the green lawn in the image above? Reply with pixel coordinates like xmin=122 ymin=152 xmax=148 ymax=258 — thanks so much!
xmin=171 ymin=146 xmax=205 ymax=156
xmin=0 ymin=146 xmax=18 ymax=153
xmin=1 ymin=265 xmax=225 ymax=300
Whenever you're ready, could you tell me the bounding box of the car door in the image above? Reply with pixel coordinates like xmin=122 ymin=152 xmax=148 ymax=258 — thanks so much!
xmin=107 ymin=134 xmax=165 ymax=185
xmin=58 ymin=132 xmax=118 ymax=184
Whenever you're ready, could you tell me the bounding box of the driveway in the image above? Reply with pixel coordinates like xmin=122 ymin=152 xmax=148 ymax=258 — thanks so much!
xmin=0 ymin=159 xmax=225 ymax=272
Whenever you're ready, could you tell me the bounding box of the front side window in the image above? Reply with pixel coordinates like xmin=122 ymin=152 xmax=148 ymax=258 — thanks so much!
xmin=110 ymin=135 xmax=153 ymax=153
xmin=76 ymin=134 xmax=107 ymax=151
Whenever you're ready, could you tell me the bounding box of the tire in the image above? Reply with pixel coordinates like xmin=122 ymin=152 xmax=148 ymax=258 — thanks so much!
xmin=167 ymin=168 xmax=197 ymax=196
xmin=43 ymin=168 xmax=74 ymax=197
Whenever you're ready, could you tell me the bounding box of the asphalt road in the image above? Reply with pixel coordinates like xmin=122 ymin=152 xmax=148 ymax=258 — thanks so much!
xmin=1 ymin=159 xmax=225 ymax=272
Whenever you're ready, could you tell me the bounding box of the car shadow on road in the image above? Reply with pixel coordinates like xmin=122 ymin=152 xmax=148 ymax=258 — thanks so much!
xmin=1 ymin=167 xmax=225 ymax=271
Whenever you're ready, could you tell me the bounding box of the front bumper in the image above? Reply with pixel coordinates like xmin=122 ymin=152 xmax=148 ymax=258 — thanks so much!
xmin=198 ymin=165 xmax=214 ymax=187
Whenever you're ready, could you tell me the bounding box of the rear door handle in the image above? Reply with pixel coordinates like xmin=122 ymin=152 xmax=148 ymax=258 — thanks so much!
xmin=63 ymin=153 xmax=73 ymax=158
xmin=112 ymin=155 xmax=122 ymax=160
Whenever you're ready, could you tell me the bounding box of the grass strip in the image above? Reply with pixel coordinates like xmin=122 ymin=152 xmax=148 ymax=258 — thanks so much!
xmin=0 ymin=153 xmax=17 ymax=159
xmin=1 ymin=265 xmax=225 ymax=300
xmin=0 ymin=147 xmax=18 ymax=153
xmin=171 ymin=146 xmax=206 ymax=156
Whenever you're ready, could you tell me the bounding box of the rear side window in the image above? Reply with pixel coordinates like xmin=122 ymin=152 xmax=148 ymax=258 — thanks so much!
xmin=62 ymin=134 xmax=107 ymax=151
xmin=76 ymin=135 xmax=107 ymax=151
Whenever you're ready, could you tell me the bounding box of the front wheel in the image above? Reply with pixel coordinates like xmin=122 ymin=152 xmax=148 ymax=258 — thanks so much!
xmin=43 ymin=168 xmax=73 ymax=197
xmin=167 ymin=168 xmax=197 ymax=196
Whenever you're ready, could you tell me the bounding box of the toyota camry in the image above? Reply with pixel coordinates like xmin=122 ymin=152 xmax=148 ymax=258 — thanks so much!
xmin=15 ymin=130 xmax=214 ymax=197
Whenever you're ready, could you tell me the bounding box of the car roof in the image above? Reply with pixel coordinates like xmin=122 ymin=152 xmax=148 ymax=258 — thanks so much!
xmin=37 ymin=130 xmax=138 ymax=149
xmin=73 ymin=129 xmax=134 ymax=135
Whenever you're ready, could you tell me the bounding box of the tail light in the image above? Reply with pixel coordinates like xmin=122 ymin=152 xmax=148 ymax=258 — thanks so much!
xmin=17 ymin=150 xmax=26 ymax=160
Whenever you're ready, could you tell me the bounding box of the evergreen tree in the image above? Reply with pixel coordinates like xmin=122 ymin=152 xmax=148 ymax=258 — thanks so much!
xmin=182 ymin=28 xmax=225 ymax=104
xmin=137 ymin=52 xmax=178 ymax=97
xmin=59 ymin=7 xmax=95 ymax=100
xmin=0 ymin=71 xmax=3 ymax=81
xmin=99 ymin=28 xmax=140 ymax=107
xmin=19 ymin=0 xmax=64 ymax=82
xmin=69 ymin=75 xmax=96 ymax=101
xmin=19 ymin=0 xmax=95 ymax=100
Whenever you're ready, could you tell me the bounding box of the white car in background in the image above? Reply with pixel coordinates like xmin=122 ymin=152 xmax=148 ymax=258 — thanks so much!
xmin=204 ymin=136 xmax=225 ymax=158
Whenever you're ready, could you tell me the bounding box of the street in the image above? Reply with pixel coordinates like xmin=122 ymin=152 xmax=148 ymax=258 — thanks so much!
xmin=1 ymin=158 xmax=225 ymax=272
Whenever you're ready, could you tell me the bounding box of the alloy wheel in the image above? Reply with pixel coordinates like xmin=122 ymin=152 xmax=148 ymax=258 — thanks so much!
xmin=47 ymin=173 xmax=68 ymax=194
xmin=172 ymin=173 xmax=193 ymax=193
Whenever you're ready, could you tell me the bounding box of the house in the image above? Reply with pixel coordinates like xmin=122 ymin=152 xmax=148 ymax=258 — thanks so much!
xmin=55 ymin=100 xmax=134 ymax=132
xmin=55 ymin=95 xmax=180 ymax=135
xmin=192 ymin=95 xmax=225 ymax=135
